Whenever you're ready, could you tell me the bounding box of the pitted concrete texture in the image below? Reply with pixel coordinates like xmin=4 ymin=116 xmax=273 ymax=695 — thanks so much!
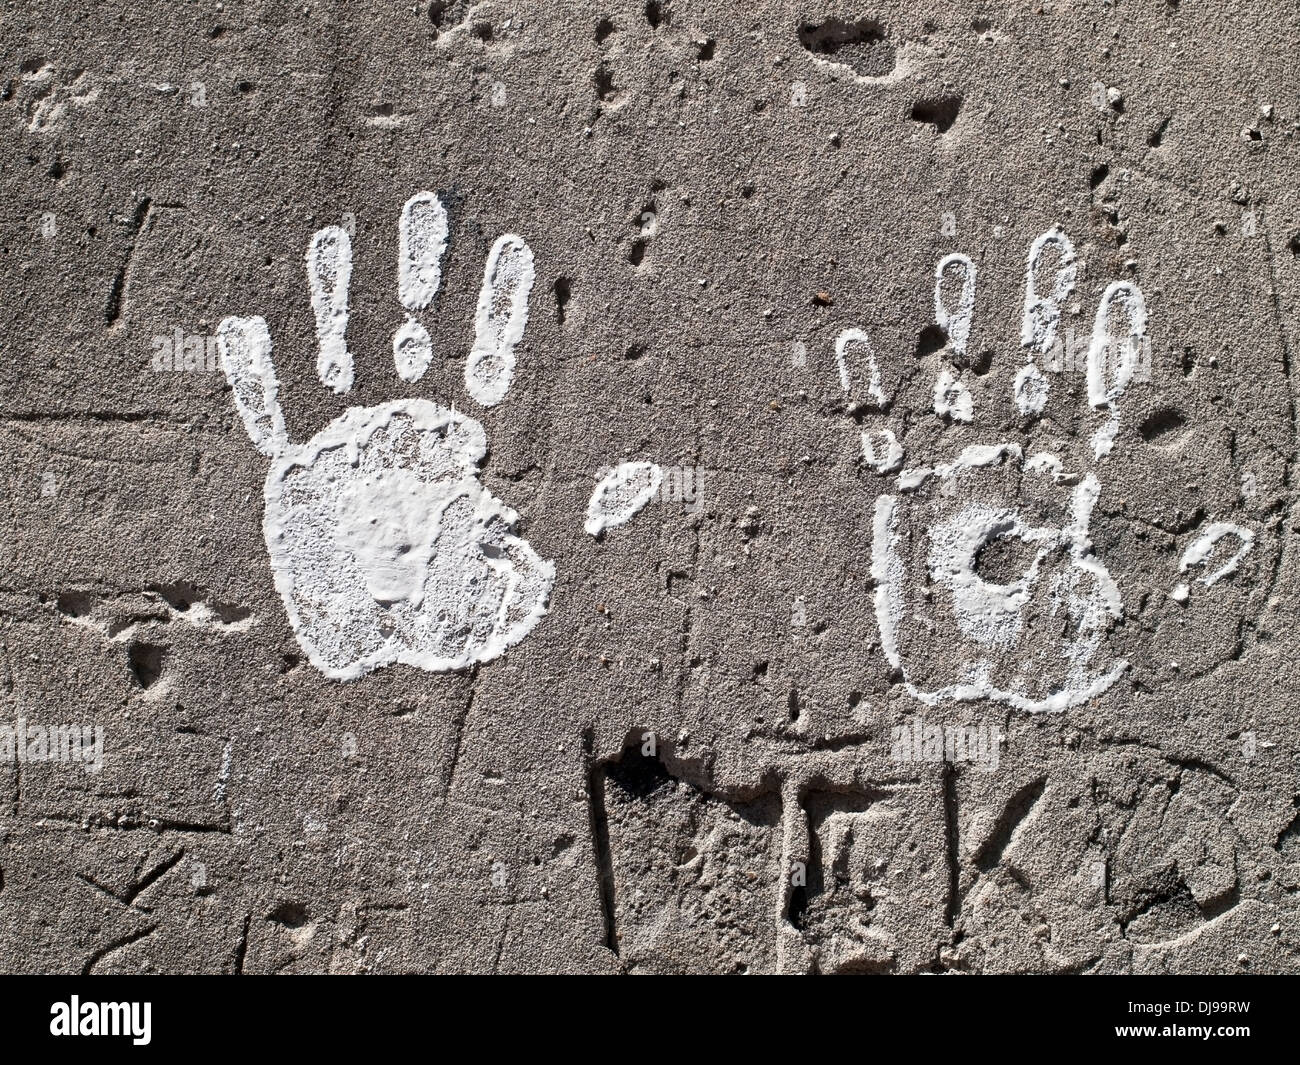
xmin=3 ymin=1 xmax=1300 ymax=974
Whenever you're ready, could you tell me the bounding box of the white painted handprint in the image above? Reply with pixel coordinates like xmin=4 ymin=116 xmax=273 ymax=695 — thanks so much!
xmin=837 ymin=228 xmax=1253 ymax=712
xmin=217 ymin=193 xmax=553 ymax=680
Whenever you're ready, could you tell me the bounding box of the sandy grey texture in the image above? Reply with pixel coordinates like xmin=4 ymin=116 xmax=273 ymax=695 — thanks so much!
xmin=2 ymin=0 xmax=1300 ymax=973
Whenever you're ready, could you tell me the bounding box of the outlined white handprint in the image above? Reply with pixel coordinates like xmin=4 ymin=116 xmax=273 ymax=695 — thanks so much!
xmin=835 ymin=228 xmax=1255 ymax=713
xmin=216 ymin=192 xmax=554 ymax=680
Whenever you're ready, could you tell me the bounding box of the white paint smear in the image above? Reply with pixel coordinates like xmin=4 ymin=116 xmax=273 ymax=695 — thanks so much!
xmin=934 ymin=253 xmax=976 ymax=356
xmin=1014 ymin=363 xmax=1049 ymax=415
xmin=1025 ymin=452 xmax=1066 ymax=482
xmin=929 ymin=503 xmax=1054 ymax=648
xmin=218 ymin=196 xmax=557 ymax=682
xmin=1021 ymin=227 xmax=1076 ymax=356
xmin=391 ymin=191 xmax=447 ymax=383
xmin=1179 ymin=522 xmax=1255 ymax=588
xmin=1087 ymin=280 xmax=1147 ymax=409
xmin=897 ymin=467 xmax=933 ymax=492
xmin=1091 ymin=410 xmax=1120 ymax=458
xmin=834 ymin=328 xmax=886 ymax=405
xmin=393 ymin=316 xmax=434 ymax=383
xmin=790 ymin=596 xmax=807 ymax=628
xmin=933 ymin=368 xmax=973 ymax=422
xmin=871 ymin=495 xmax=904 ymax=670
xmin=585 ymin=462 xmax=663 ymax=536
xmin=935 ymin=443 xmax=1021 ymax=478
xmin=397 ymin=191 xmax=448 ymax=312
xmin=872 ymin=441 xmax=1127 ymax=712
xmin=1066 ymin=475 xmax=1104 ymax=555
xmin=854 ymin=225 xmax=1141 ymax=714
xmin=263 ymin=398 xmax=554 ymax=680
xmin=306 ymin=225 xmax=354 ymax=394
xmin=861 ymin=429 xmax=903 ymax=473
xmin=466 ymin=234 xmax=534 ymax=406
xmin=217 ymin=315 xmax=286 ymax=457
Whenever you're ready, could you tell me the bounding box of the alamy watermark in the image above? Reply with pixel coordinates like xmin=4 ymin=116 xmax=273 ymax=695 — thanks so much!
xmin=1042 ymin=325 xmax=1152 ymax=384
xmin=50 ymin=996 xmax=150 ymax=1045
xmin=151 ymin=326 xmax=221 ymax=372
xmin=591 ymin=464 xmax=705 ymax=515
xmin=891 ymin=714 xmax=1002 ymax=773
xmin=1 ymin=716 xmax=104 ymax=773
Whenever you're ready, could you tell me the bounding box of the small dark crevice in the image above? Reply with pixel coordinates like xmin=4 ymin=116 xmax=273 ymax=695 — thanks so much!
xmin=787 ymin=883 xmax=809 ymax=929
xmin=1147 ymin=114 xmax=1171 ymax=148
xmin=232 ymin=913 xmax=251 ymax=974
xmin=127 ymin=642 xmax=166 ymax=689
xmin=553 ymin=275 xmax=571 ymax=324
xmin=916 ymin=323 xmax=948 ymax=358
xmin=81 ymin=925 xmax=158 ymax=975
xmin=124 ymin=848 xmax=186 ymax=905
xmin=604 ymin=741 xmax=675 ymax=799
xmin=585 ymin=728 xmax=621 ymax=957
xmin=1199 ymin=882 xmax=1241 ymax=921
xmin=104 ymin=196 xmax=152 ymax=326
xmin=910 ymin=95 xmax=962 ymax=133
xmin=797 ymin=18 xmax=895 ymax=78
xmin=56 ymin=590 xmax=96 ymax=618
xmin=644 ymin=0 xmax=670 ymax=30
xmin=593 ymin=63 xmax=618 ymax=102
xmin=437 ymin=668 xmax=476 ymax=798
xmin=428 ymin=0 xmax=471 ymax=37
xmin=1120 ymin=867 xmax=1194 ymax=936
xmin=6 ymin=409 xmax=165 ymax=424
xmin=267 ymin=901 xmax=309 ymax=928
xmin=150 ymin=580 xmax=199 ymax=612
xmin=1139 ymin=406 xmax=1187 ymax=443
xmin=973 ymin=777 xmax=1047 ymax=874
xmin=1274 ymin=802 xmax=1300 ymax=855
xmin=942 ymin=763 xmax=960 ymax=926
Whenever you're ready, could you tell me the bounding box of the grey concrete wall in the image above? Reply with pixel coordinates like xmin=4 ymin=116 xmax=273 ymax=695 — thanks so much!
xmin=2 ymin=0 xmax=1299 ymax=973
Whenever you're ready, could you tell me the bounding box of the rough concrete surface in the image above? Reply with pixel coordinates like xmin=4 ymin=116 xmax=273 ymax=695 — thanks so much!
xmin=2 ymin=0 xmax=1300 ymax=974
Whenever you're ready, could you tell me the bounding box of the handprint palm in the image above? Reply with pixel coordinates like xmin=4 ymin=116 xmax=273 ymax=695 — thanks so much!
xmin=838 ymin=229 xmax=1144 ymax=712
xmin=216 ymin=193 xmax=553 ymax=680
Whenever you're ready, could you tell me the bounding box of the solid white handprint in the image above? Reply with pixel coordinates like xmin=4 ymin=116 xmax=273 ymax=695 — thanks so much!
xmin=837 ymin=228 xmax=1255 ymax=713
xmin=217 ymin=193 xmax=554 ymax=680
